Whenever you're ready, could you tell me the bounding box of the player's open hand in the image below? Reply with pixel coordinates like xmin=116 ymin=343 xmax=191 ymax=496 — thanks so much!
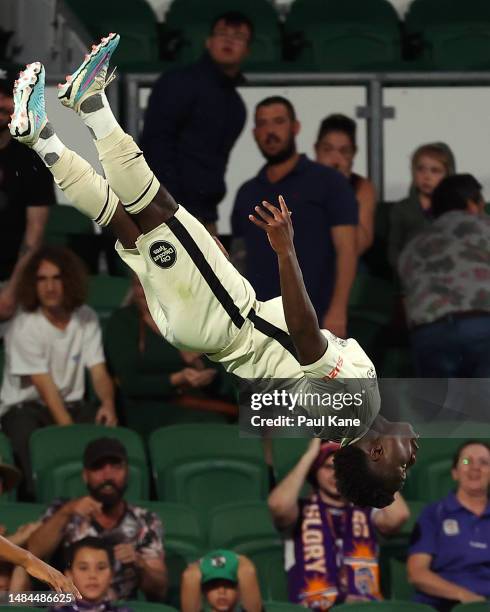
xmin=24 ymin=554 xmax=81 ymax=597
xmin=249 ymin=195 xmax=294 ymax=255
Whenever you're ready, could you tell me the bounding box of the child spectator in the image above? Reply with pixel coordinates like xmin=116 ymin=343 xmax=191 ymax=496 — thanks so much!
xmin=388 ymin=142 xmax=456 ymax=270
xmin=181 ymin=550 xmax=262 ymax=612
xmin=50 ymin=537 xmax=133 ymax=612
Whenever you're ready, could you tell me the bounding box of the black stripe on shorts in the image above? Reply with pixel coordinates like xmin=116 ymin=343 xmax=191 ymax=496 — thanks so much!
xmin=247 ymin=308 xmax=298 ymax=359
xmin=166 ymin=215 xmax=245 ymax=329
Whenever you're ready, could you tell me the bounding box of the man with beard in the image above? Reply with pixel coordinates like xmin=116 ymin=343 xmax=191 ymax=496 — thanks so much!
xmin=268 ymin=439 xmax=410 ymax=609
xmin=27 ymin=438 xmax=167 ymax=601
xmin=232 ymin=96 xmax=358 ymax=337
xmin=0 ymin=64 xmax=55 ymax=323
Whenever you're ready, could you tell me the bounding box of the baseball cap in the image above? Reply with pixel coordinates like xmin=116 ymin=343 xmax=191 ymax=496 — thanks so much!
xmin=0 ymin=456 xmax=21 ymax=492
xmin=0 ymin=62 xmax=21 ymax=96
xmin=200 ymin=549 xmax=239 ymax=585
xmin=83 ymin=438 xmax=128 ymax=469
xmin=307 ymin=441 xmax=340 ymax=485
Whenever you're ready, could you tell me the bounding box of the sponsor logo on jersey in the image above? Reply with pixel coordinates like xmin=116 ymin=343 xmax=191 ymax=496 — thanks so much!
xmin=149 ymin=240 xmax=177 ymax=269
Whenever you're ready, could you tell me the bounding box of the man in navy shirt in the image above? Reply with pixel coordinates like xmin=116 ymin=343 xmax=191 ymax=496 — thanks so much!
xmin=407 ymin=440 xmax=490 ymax=611
xmin=141 ymin=11 xmax=251 ymax=234
xmin=232 ymin=96 xmax=358 ymax=337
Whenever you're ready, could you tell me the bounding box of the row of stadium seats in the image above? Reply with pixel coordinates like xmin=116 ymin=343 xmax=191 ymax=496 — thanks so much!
xmin=0 ymin=425 xmax=487 ymax=508
xmin=63 ymin=0 xmax=490 ymax=71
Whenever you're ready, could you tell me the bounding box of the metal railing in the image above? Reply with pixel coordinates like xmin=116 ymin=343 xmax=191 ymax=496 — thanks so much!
xmin=123 ymin=70 xmax=490 ymax=200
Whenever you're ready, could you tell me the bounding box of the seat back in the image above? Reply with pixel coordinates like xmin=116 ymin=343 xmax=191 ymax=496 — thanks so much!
xmin=87 ymin=275 xmax=131 ymax=322
xmin=30 ymin=425 xmax=149 ymax=502
xmin=149 ymin=425 xmax=268 ymax=515
xmin=0 ymin=502 xmax=45 ymax=533
xmin=208 ymin=501 xmax=283 ymax=596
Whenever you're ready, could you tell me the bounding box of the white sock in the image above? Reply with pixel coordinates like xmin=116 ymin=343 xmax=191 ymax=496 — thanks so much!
xmin=79 ymin=91 xmax=119 ymax=140
xmin=31 ymin=123 xmax=66 ymax=167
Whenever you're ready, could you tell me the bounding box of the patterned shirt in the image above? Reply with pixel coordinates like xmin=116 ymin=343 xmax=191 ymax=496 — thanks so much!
xmin=42 ymin=499 xmax=164 ymax=600
xmin=398 ymin=211 xmax=490 ymax=326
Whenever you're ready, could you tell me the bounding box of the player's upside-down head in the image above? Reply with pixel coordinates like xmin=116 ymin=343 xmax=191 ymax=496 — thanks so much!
xmin=333 ymin=418 xmax=419 ymax=508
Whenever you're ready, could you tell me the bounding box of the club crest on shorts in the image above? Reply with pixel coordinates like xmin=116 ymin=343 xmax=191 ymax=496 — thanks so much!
xmin=149 ymin=240 xmax=177 ymax=269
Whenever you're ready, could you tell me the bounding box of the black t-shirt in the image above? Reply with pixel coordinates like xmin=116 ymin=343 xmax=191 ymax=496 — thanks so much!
xmin=0 ymin=138 xmax=56 ymax=280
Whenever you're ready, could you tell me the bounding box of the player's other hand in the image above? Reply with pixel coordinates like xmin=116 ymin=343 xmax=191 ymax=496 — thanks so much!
xmin=24 ymin=554 xmax=81 ymax=597
xmin=249 ymin=195 xmax=294 ymax=255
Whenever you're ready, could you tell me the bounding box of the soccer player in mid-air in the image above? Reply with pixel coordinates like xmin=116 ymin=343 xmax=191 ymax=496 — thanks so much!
xmin=9 ymin=34 xmax=418 ymax=508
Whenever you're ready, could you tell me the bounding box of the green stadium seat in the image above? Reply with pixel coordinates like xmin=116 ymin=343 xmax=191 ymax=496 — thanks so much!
xmin=64 ymin=0 xmax=159 ymax=68
xmin=406 ymin=0 xmax=490 ymax=29
xmin=208 ymin=501 xmax=283 ymax=596
xmin=30 ymin=425 xmax=149 ymax=502
xmin=389 ymin=558 xmax=415 ymax=601
xmin=133 ymin=501 xmax=205 ymax=609
xmin=121 ymin=602 xmax=178 ymax=612
xmin=271 ymin=438 xmax=309 ymax=482
xmin=423 ymin=24 xmax=490 ymax=70
xmin=136 ymin=501 xmax=205 ymax=557
xmin=163 ymin=0 xmax=281 ymax=66
xmin=265 ymin=556 xmax=289 ymax=601
xmin=149 ymin=425 xmax=268 ymax=515
xmin=0 ymin=501 xmax=45 ymax=533
xmin=301 ymin=23 xmax=401 ymax=71
xmin=334 ymin=600 xmax=435 ymax=611
xmin=405 ymin=0 xmax=490 ymax=70
xmin=117 ymin=398 xmax=230 ymax=441
xmin=87 ymin=274 xmax=131 ymax=322
xmin=452 ymin=602 xmax=490 ymax=612
xmin=286 ymin=0 xmax=400 ymax=29
xmin=265 ymin=603 xmax=306 ymax=611
xmin=348 ymin=273 xmax=396 ymax=326
xmin=44 ymin=205 xmax=93 ymax=246
xmin=284 ymin=0 xmax=401 ymax=70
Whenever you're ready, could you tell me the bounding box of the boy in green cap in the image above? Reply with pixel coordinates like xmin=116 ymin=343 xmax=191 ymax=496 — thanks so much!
xmin=181 ymin=550 xmax=262 ymax=612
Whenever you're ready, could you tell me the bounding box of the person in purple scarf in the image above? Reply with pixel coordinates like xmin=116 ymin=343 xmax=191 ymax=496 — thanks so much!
xmin=268 ymin=439 xmax=410 ymax=609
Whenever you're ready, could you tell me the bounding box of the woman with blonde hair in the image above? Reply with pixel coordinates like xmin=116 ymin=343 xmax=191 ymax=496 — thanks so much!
xmin=388 ymin=142 xmax=456 ymax=270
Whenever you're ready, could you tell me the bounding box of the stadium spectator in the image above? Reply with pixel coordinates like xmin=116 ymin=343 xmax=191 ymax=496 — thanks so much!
xmin=0 ymin=246 xmax=116 ymax=499
xmin=0 ymin=63 xmax=55 ymax=322
xmin=398 ymin=174 xmax=490 ymax=377
xmin=180 ymin=549 xmax=262 ymax=612
xmin=268 ymin=438 xmax=409 ymax=608
xmin=315 ymin=113 xmax=377 ymax=255
xmin=407 ymin=440 xmax=490 ymax=611
xmin=232 ymin=96 xmax=358 ymax=336
xmin=27 ymin=437 xmax=167 ymax=601
xmin=104 ymin=274 xmax=237 ymax=424
xmin=49 ymin=537 xmax=134 ymax=612
xmin=141 ymin=11 xmax=252 ymax=234
xmin=388 ymin=142 xmax=456 ymax=270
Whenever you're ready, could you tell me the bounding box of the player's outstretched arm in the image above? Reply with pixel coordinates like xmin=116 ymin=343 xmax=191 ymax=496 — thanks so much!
xmin=0 ymin=535 xmax=81 ymax=596
xmin=249 ymin=196 xmax=327 ymax=365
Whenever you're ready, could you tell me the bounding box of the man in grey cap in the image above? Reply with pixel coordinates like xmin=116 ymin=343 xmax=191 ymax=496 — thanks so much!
xmin=27 ymin=437 xmax=168 ymax=602
xmin=0 ymin=63 xmax=55 ymax=322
